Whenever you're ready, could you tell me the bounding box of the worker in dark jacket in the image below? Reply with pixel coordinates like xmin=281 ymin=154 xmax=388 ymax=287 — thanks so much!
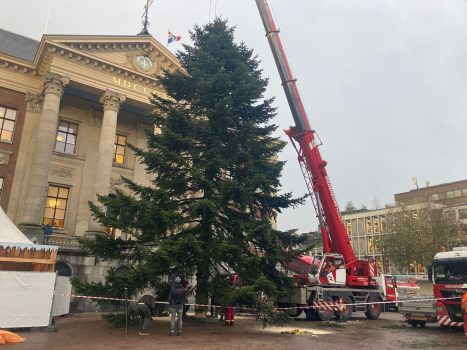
xmin=136 ymin=294 xmax=156 ymax=336
xmin=169 ymin=277 xmax=186 ymax=336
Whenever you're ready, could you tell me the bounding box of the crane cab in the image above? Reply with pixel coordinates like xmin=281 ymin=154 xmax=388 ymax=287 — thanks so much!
xmin=308 ymin=254 xmax=346 ymax=286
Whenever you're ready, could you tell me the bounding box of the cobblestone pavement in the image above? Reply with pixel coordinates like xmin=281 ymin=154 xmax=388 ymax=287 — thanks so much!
xmin=12 ymin=311 xmax=466 ymax=350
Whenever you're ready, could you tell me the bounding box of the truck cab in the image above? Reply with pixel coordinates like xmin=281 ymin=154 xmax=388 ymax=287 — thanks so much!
xmin=373 ymin=274 xmax=398 ymax=311
xmin=432 ymin=247 xmax=467 ymax=325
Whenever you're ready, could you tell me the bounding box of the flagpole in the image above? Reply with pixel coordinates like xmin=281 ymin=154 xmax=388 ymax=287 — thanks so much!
xmin=44 ymin=0 xmax=53 ymax=34
xmin=139 ymin=0 xmax=152 ymax=35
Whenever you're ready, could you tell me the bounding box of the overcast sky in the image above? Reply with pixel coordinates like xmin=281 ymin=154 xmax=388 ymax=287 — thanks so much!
xmin=1 ymin=0 xmax=466 ymax=233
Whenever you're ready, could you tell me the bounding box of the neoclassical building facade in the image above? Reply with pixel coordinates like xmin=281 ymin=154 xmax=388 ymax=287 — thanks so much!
xmin=0 ymin=29 xmax=182 ymax=281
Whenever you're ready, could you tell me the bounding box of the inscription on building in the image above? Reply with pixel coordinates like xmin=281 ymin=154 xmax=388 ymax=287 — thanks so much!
xmin=112 ymin=76 xmax=157 ymax=95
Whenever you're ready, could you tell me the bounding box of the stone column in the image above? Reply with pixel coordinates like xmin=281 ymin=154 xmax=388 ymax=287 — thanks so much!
xmin=18 ymin=73 xmax=69 ymax=241
xmin=87 ymin=90 xmax=125 ymax=233
xmin=8 ymin=93 xmax=43 ymax=221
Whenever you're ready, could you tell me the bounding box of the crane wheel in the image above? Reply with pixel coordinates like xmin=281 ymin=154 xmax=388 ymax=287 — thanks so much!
xmin=288 ymin=307 xmax=302 ymax=318
xmin=316 ymin=296 xmax=334 ymax=321
xmin=278 ymin=304 xmax=302 ymax=318
xmin=338 ymin=296 xmax=353 ymax=321
xmin=364 ymin=296 xmax=382 ymax=320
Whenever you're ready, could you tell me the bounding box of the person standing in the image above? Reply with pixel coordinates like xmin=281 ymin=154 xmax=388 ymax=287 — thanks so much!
xmin=136 ymin=294 xmax=156 ymax=336
xmin=42 ymin=222 xmax=53 ymax=244
xmin=169 ymin=276 xmax=186 ymax=336
xmin=461 ymin=284 xmax=467 ymax=340
xmin=224 ymin=274 xmax=238 ymax=326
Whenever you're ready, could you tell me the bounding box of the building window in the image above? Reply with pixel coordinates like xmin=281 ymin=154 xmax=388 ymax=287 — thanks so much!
xmin=373 ymin=217 xmax=380 ymax=233
xmin=409 ymin=263 xmax=426 ymax=276
xmin=346 ymin=221 xmax=352 ymax=236
xmin=365 ymin=217 xmax=372 ymax=234
xmin=444 ymin=209 xmax=456 ymax=220
xmin=43 ymin=185 xmax=69 ymax=229
xmin=0 ymin=105 xmax=17 ymax=142
xmin=367 ymin=237 xmax=374 ymax=254
xmin=380 ymin=216 xmax=386 ymax=232
xmin=357 ymin=218 xmax=364 ymax=236
xmin=374 ymin=236 xmax=381 ymax=253
xmin=0 ymin=177 xmax=3 ymax=199
xmin=458 ymin=209 xmax=467 ymax=220
xmin=55 ymin=120 xmax=78 ymax=154
xmin=114 ymin=134 xmax=127 ymax=164
xmin=375 ymin=256 xmax=383 ymax=274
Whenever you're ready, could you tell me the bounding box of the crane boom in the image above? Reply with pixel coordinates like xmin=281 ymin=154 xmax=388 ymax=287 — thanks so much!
xmin=255 ymin=0 xmax=376 ymax=286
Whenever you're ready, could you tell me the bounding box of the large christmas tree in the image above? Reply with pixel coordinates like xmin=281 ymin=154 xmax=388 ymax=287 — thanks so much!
xmin=78 ymin=19 xmax=307 ymax=312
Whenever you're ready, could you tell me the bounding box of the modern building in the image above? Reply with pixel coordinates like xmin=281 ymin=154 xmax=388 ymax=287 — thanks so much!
xmin=394 ymin=179 xmax=467 ymax=232
xmin=343 ymin=179 xmax=467 ymax=280
xmin=342 ymin=208 xmax=391 ymax=274
xmin=0 ymin=28 xmax=182 ymax=283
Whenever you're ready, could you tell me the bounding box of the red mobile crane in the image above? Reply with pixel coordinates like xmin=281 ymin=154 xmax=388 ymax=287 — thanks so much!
xmin=255 ymin=0 xmax=384 ymax=320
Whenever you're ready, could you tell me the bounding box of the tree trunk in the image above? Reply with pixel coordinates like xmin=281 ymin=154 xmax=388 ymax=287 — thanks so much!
xmin=195 ymin=257 xmax=210 ymax=316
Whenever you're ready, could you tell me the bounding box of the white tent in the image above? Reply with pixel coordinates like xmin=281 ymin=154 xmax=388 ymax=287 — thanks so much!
xmin=0 ymin=207 xmax=58 ymax=328
xmin=0 ymin=206 xmax=32 ymax=244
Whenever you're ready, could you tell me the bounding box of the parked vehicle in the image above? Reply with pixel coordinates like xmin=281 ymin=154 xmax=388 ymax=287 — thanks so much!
xmin=399 ymin=247 xmax=467 ymax=328
xmin=399 ymin=298 xmax=437 ymax=327
xmin=430 ymin=247 xmax=467 ymax=327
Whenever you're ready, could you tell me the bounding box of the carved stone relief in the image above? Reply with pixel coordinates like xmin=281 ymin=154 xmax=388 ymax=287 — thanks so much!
xmin=25 ymin=92 xmax=43 ymax=113
xmin=99 ymin=90 xmax=126 ymax=113
xmin=50 ymin=166 xmax=74 ymax=179
xmin=42 ymin=72 xmax=70 ymax=98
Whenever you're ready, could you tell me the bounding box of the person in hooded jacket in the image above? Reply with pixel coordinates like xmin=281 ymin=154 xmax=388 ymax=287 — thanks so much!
xmin=169 ymin=277 xmax=186 ymax=336
xmin=136 ymin=294 xmax=156 ymax=335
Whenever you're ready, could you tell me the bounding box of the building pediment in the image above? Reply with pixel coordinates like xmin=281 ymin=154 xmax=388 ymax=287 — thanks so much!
xmin=0 ymin=33 xmax=183 ymax=102
xmin=42 ymin=35 xmax=183 ymax=77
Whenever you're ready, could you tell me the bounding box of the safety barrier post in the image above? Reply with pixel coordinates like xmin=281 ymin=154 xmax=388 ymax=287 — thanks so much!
xmin=124 ymin=287 xmax=128 ymax=334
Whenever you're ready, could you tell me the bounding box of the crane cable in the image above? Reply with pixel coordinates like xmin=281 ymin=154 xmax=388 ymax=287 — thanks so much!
xmin=209 ymin=0 xmax=219 ymax=23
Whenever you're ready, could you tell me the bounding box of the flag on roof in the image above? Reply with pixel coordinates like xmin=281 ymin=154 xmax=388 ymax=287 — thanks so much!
xmin=168 ymin=31 xmax=182 ymax=44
